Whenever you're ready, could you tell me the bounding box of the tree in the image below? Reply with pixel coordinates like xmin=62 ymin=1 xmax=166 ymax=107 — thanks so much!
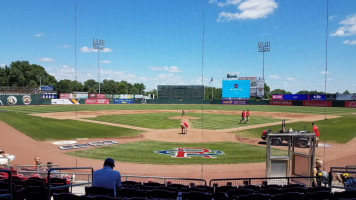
xmin=343 ymin=90 xmax=350 ymax=95
xmin=55 ymin=79 xmax=73 ymax=93
xmin=145 ymin=89 xmax=157 ymax=99
xmin=101 ymin=79 xmax=119 ymax=94
xmin=270 ymin=89 xmax=292 ymax=94
xmin=84 ymin=79 xmax=98 ymax=93
xmin=264 ymin=83 xmax=271 ymax=99
xmin=133 ymin=83 xmax=146 ymax=94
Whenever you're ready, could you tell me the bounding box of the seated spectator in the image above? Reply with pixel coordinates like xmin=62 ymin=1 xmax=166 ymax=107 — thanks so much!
xmin=93 ymin=158 xmax=122 ymax=196
xmin=336 ymin=173 xmax=356 ymax=191
xmin=0 ymin=149 xmax=15 ymax=165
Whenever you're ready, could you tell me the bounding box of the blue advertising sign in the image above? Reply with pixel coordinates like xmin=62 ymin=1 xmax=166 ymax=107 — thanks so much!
xmin=309 ymin=94 xmax=325 ymax=101
xmin=222 ymin=80 xmax=250 ymax=98
xmin=283 ymin=94 xmax=309 ymax=101
xmin=41 ymin=85 xmax=53 ymax=91
xmin=113 ymin=99 xmax=135 ymax=104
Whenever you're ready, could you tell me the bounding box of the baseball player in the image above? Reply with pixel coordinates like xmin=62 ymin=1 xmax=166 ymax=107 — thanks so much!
xmin=312 ymin=122 xmax=320 ymax=147
xmin=239 ymin=109 xmax=246 ymax=124
xmin=180 ymin=122 xmax=189 ymax=134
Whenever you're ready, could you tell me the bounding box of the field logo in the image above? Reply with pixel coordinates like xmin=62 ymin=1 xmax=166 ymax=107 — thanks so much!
xmin=155 ymin=147 xmax=224 ymax=158
xmin=7 ymin=96 xmax=17 ymax=105
xmin=22 ymin=95 xmax=32 ymax=105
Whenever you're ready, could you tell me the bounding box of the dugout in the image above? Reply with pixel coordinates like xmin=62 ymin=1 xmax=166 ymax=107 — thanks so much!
xmin=157 ymin=85 xmax=204 ymax=100
xmin=266 ymin=133 xmax=316 ymax=180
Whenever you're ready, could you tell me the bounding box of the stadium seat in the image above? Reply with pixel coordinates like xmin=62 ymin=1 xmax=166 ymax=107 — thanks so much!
xmin=85 ymin=186 xmax=115 ymax=197
xmin=235 ymin=193 xmax=270 ymax=200
xmin=305 ymin=190 xmax=333 ymax=200
xmin=146 ymin=188 xmax=178 ymax=199
xmin=87 ymin=194 xmax=119 ymax=199
xmin=143 ymin=181 xmax=163 ymax=187
xmin=23 ymin=179 xmax=47 ymax=200
xmin=240 ymin=184 xmax=260 ymax=191
xmin=333 ymin=190 xmax=356 ymax=200
xmin=274 ymin=192 xmax=306 ymax=200
xmin=181 ymin=191 xmax=213 ymax=200
xmin=226 ymin=188 xmax=254 ymax=198
xmin=116 ymin=188 xmax=146 ymax=198
xmin=53 ymin=192 xmax=87 ymax=200
xmin=305 ymin=186 xmax=331 ymax=193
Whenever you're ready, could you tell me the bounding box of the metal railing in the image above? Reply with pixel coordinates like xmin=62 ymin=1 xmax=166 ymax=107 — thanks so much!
xmin=329 ymin=167 xmax=356 ymax=190
xmin=209 ymin=176 xmax=325 ymax=187
xmin=121 ymin=175 xmax=206 ymax=186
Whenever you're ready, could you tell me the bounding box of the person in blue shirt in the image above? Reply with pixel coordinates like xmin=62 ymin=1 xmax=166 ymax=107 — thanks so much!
xmin=336 ymin=173 xmax=356 ymax=191
xmin=93 ymin=158 xmax=122 ymax=195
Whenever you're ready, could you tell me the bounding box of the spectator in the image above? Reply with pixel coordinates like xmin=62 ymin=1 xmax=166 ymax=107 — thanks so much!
xmin=33 ymin=156 xmax=41 ymax=169
xmin=93 ymin=158 xmax=122 ymax=196
xmin=336 ymin=173 xmax=356 ymax=191
xmin=313 ymin=159 xmax=328 ymax=187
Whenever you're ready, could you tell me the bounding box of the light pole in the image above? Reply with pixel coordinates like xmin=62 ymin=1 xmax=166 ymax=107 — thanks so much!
xmin=258 ymin=41 xmax=270 ymax=80
xmin=93 ymin=39 xmax=105 ymax=94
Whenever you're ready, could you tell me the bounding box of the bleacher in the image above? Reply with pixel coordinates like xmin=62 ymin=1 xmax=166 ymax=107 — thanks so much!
xmin=1 ymin=167 xmax=356 ymax=200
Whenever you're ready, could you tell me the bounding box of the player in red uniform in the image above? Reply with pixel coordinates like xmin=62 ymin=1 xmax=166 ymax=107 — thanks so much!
xmin=239 ymin=109 xmax=246 ymax=124
xmin=180 ymin=122 xmax=189 ymax=134
xmin=312 ymin=122 xmax=320 ymax=147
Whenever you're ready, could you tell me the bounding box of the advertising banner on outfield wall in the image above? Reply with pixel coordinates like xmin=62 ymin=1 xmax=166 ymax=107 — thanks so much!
xmin=283 ymin=94 xmax=309 ymax=101
xmin=113 ymin=99 xmax=135 ymax=104
xmin=303 ymin=100 xmax=332 ymax=107
xmin=0 ymin=94 xmax=40 ymax=105
xmin=309 ymin=94 xmax=325 ymax=101
xmin=96 ymin=94 xmax=106 ymax=99
xmin=52 ymin=99 xmax=80 ymax=105
xmin=345 ymin=101 xmax=356 ymax=108
xmin=85 ymin=99 xmax=109 ymax=104
xmin=60 ymin=93 xmax=71 ymax=99
xmin=105 ymin=94 xmax=113 ymax=99
xmin=221 ymin=100 xmax=246 ymax=105
xmin=71 ymin=93 xmax=88 ymax=99
xmin=337 ymin=94 xmax=356 ymax=101
xmin=272 ymin=95 xmax=283 ymax=100
xmin=269 ymin=100 xmax=293 ymax=106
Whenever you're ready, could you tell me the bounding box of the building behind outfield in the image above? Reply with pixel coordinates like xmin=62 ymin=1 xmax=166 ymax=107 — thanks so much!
xmin=157 ymin=85 xmax=204 ymax=100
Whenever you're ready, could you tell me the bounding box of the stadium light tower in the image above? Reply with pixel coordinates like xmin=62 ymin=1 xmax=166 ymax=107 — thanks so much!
xmin=93 ymin=39 xmax=105 ymax=94
xmin=258 ymin=41 xmax=270 ymax=80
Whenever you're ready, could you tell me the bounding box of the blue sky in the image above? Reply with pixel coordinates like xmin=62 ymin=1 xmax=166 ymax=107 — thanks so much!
xmin=0 ymin=0 xmax=355 ymax=93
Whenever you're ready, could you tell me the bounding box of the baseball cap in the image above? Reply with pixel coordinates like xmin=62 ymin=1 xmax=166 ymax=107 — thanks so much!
xmin=342 ymin=173 xmax=350 ymax=179
xmin=0 ymin=150 xmax=4 ymax=154
xmin=104 ymin=158 xmax=115 ymax=167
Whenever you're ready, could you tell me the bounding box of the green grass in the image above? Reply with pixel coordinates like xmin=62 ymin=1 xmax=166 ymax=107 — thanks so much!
xmin=0 ymin=111 xmax=141 ymax=141
xmin=86 ymin=112 xmax=281 ymax=130
xmin=189 ymin=113 xmax=281 ymax=130
xmin=67 ymin=140 xmax=286 ymax=164
xmin=1 ymin=104 xmax=355 ymax=115
xmin=234 ymin=114 xmax=356 ymax=143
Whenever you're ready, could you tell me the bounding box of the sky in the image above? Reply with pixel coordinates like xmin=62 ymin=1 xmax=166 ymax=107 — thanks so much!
xmin=0 ymin=0 xmax=355 ymax=93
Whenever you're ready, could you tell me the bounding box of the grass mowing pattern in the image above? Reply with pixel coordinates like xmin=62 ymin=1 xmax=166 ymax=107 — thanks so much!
xmin=1 ymin=104 xmax=355 ymax=115
xmin=67 ymin=140 xmax=286 ymax=164
xmin=0 ymin=111 xmax=141 ymax=141
xmin=85 ymin=112 xmax=181 ymax=129
xmin=234 ymin=114 xmax=356 ymax=143
xmin=189 ymin=113 xmax=281 ymax=130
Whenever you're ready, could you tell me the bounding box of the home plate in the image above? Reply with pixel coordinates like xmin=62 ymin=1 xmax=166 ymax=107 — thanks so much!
xmin=52 ymin=141 xmax=77 ymax=145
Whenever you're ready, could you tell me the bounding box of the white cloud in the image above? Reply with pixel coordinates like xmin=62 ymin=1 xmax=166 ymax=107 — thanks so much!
xmin=58 ymin=45 xmax=70 ymax=48
xmin=148 ymin=66 xmax=182 ymax=72
xmin=215 ymin=0 xmax=278 ymax=22
xmin=330 ymin=13 xmax=356 ymax=36
xmin=100 ymin=60 xmax=111 ymax=64
xmin=80 ymin=46 xmax=112 ymax=53
xmin=0 ymin=64 xmax=5 ymax=68
xmin=320 ymin=70 xmax=330 ymax=74
xmin=286 ymin=77 xmax=296 ymax=81
xmin=37 ymin=57 xmax=54 ymax=63
xmin=269 ymin=75 xmax=280 ymax=79
xmin=344 ymin=40 xmax=356 ymax=45
xmin=35 ymin=33 xmax=45 ymax=37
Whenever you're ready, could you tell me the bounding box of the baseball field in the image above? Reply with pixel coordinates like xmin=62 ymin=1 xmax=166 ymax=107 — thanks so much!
xmin=0 ymin=104 xmax=356 ymax=180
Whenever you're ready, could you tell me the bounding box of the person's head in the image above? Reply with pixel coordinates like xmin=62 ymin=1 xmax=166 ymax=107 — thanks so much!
xmin=47 ymin=161 xmax=53 ymax=168
xmin=104 ymin=158 xmax=115 ymax=169
xmin=312 ymin=122 xmax=315 ymax=126
xmin=0 ymin=150 xmax=4 ymax=155
xmin=316 ymin=159 xmax=323 ymax=168
xmin=243 ymin=109 xmax=245 ymax=111
xmin=341 ymin=173 xmax=350 ymax=182
xmin=34 ymin=156 xmax=40 ymax=163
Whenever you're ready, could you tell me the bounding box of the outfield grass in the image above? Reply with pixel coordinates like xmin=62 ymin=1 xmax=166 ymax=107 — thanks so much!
xmin=67 ymin=140 xmax=286 ymax=164
xmin=0 ymin=111 xmax=141 ymax=141
xmin=234 ymin=114 xmax=356 ymax=143
xmin=87 ymin=112 xmax=281 ymax=130
xmin=1 ymin=104 xmax=355 ymax=115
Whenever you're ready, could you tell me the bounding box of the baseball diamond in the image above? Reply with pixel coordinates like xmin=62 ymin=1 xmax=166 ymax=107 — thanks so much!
xmin=1 ymin=104 xmax=356 ymax=181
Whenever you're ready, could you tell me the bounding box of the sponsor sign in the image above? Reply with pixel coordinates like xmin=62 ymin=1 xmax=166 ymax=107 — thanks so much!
xmin=71 ymin=93 xmax=88 ymax=99
xmin=41 ymin=85 xmax=53 ymax=91
xmin=7 ymin=96 xmax=17 ymax=105
xmin=283 ymin=94 xmax=309 ymax=101
xmin=60 ymin=93 xmax=71 ymax=99
xmin=97 ymin=94 xmax=106 ymax=99
xmin=272 ymin=95 xmax=283 ymax=100
xmin=119 ymin=94 xmax=135 ymax=99
xmin=105 ymin=94 xmax=113 ymax=99
xmin=88 ymin=94 xmax=97 ymax=99
xmin=221 ymin=100 xmax=246 ymax=105
xmin=337 ymin=94 xmax=356 ymax=101
xmin=155 ymin=148 xmax=224 ymax=158
xmin=52 ymin=99 xmax=80 ymax=105
xmin=113 ymin=99 xmax=135 ymax=104
xmin=309 ymin=94 xmax=325 ymax=101
xmin=22 ymin=95 xmax=32 ymax=105
xmin=303 ymin=100 xmax=332 ymax=107
xmin=59 ymin=140 xmax=118 ymax=150
xmin=345 ymin=101 xmax=356 ymax=108
xmin=135 ymin=94 xmax=144 ymax=99
xmin=226 ymin=73 xmax=239 ymax=79
xmin=85 ymin=99 xmax=109 ymax=104
xmin=269 ymin=100 xmax=293 ymax=106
